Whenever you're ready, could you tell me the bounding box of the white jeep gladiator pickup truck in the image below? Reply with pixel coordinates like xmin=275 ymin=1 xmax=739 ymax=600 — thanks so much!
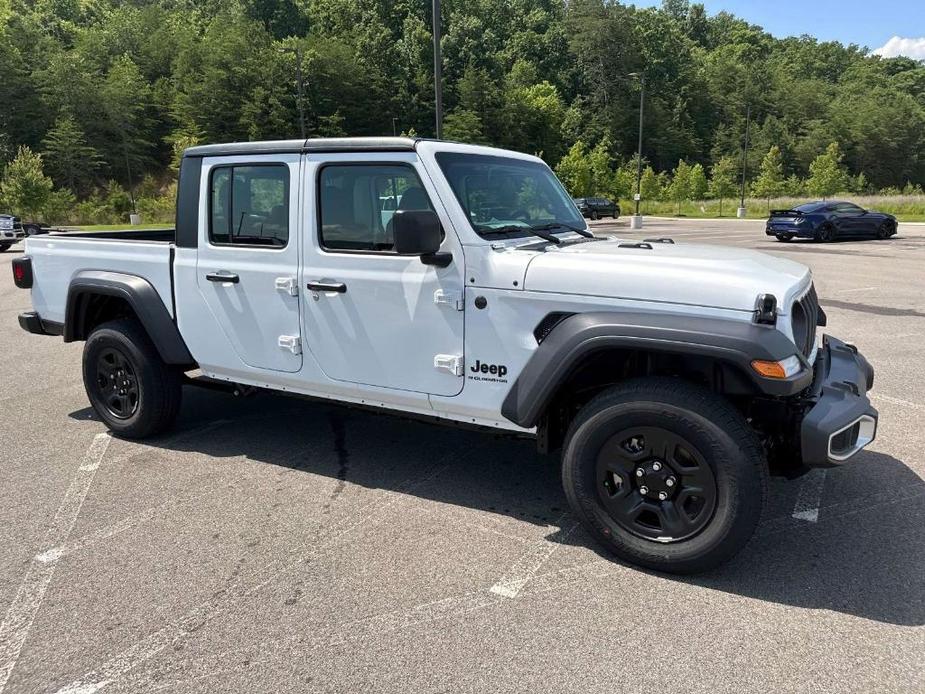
xmin=12 ymin=137 xmax=877 ymax=573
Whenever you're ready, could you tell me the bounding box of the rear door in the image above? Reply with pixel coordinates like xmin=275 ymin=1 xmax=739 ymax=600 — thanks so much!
xmin=301 ymin=153 xmax=465 ymax=396
xmin=195 ymin=155 xmax=303 ymax=372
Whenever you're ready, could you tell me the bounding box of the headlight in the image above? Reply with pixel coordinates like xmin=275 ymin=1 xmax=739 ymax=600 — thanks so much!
xmin=751 ymin=354 xmax=803 ymax=379
xmin=0 ymin=221 xmax=12 ymax=230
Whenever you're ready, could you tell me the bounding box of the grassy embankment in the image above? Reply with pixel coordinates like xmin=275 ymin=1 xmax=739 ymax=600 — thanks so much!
xmin=619 ymin=194 xmax=925 ymax=222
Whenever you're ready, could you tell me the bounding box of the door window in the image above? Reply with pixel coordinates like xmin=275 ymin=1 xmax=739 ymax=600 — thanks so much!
xmin=318 ymin=164 xmax=435 ymax=252
xmin=209 ymin=165 xmax=289 ymax=247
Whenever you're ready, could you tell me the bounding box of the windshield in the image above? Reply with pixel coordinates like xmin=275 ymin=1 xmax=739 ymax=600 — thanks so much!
xmin=435 ymin=152 xmax=585 ymax=237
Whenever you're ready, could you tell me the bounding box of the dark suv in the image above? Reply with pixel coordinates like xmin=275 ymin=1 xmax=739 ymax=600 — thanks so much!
xmin=574 ymin=197 xmax=620 ymax=220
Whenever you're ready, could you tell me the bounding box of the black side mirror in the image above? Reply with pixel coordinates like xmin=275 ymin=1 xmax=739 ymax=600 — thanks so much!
xmin=392 ymin=210 xmax=452 ymax=266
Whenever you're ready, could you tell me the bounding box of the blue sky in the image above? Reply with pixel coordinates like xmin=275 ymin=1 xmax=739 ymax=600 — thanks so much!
xmin=633 ymin=0 xmax=925 ymax=57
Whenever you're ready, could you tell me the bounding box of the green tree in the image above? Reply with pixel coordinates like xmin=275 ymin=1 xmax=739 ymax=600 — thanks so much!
xmin=42 ymin=114 xmax=104 ymax=195
xmin=640 ymin=166 xmax=662 ymax=211
xmin=588 ymin=139 xmax=615 ymax=197
xmin=555 ymin=140 xmax=593 ymax=197
xmin=689 ymin=162 xmax=708 ymax=201
xmin=807 ymin=142 xmax=849 ymax=200
xmin=709 ymin=156 xmax=738 ymax=217
xmin=752 ymin=145 xmax=786 ymax=211
xmin=443 ymin=109 xmax=485 ymax=144
xmin=0 ymin=146 xmax=54 ymax=221
xmin=668 ymin=160 xmax=692 ymax=215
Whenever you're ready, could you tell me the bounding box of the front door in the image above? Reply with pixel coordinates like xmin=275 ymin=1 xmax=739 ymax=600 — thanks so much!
xmin=196 ymin=155 xmax=303 ymax=373
xmin=301 ymin=155 xmax=465 ymax=396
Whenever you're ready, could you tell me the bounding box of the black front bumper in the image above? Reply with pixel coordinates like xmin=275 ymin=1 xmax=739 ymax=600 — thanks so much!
xmin=800 ymin=335 xmax=877 ymax=466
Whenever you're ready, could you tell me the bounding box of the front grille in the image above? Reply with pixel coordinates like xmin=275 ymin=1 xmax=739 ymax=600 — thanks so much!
xmin=791 ymin=285 xmax=819 ymax=358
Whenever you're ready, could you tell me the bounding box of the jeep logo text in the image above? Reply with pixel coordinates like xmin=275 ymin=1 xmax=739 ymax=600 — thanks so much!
xmin=470 ymin=359 xmax=507 ymax=378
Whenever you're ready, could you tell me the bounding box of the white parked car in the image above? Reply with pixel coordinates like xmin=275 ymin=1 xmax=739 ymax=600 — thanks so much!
xmin=12 ymin=137 xmax=877 ymax=573
xmin=0 ymin=214 xmax=25 ymax=251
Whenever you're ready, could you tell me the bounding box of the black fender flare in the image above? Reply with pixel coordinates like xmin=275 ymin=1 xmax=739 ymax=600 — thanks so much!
xmin=65 ymin=270 xmax=194 ymax=366
xmin=501 ymin=311 xmax=813 ymax=428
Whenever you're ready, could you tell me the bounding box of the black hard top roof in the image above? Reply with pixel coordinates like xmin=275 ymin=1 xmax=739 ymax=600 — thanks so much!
xmin=183 ymin=137 xmax=420 ymax=158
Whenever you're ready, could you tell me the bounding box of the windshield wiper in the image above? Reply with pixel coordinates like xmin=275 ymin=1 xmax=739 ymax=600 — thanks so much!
xmin=477 ymin=224 xmax=562 ymax=245
xmin=530 ymin=222 xmax=594 ymax=238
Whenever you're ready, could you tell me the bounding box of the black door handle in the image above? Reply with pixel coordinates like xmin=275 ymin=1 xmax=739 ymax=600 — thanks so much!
xmin=306 ymin=281 xmax=347 ymax=293
xmin=206 ymin=272 xmax=239 ymax=284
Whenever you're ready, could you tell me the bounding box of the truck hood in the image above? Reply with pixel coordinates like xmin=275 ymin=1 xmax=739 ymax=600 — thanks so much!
xmin=522 ymin=238 xmax=811 ymax=313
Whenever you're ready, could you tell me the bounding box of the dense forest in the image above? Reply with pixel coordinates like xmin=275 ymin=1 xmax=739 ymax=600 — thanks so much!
xmin=1 ymin=0 xmax=924 ymax=223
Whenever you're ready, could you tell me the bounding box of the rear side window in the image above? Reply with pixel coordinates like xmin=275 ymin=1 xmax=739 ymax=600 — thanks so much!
xmin=319 ymin=164 xmax=435 ymax=252
xmin=209 ymin=164 xmax=289 ymax=247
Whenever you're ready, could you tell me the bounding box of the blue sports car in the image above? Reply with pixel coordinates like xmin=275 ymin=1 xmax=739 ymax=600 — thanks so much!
xmin=765 ymin=201 xmax=897 ymax=242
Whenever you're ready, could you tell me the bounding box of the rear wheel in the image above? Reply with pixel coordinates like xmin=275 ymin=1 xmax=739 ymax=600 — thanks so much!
xmin=23 ymin=224 xmax=41 ymax=236
xmin=775 ymin=233 xmax=793 ymax=242
xmin=561 ymin=378 xmax=767 ymax=574
xmin=82 ymin=318 xmax=182 ymax=438
xmin=817 ymin=224 xmax=835 ymax=242
xmin=590 ymin=210 xmax=599 ymax=220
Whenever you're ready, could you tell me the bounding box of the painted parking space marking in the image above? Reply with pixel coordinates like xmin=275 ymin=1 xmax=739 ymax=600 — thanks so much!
xmin=0 ymin=433 xmax=112 ymax=693
xmin=489 ymin=515 xmax=578 ymax=599
xmin=792 ymin=468 xmax=827 ymax=523
xmin=51 ymin=446 xmax=476 ymax=694
xmin=873 ymin=393 xmax=924 ymax=410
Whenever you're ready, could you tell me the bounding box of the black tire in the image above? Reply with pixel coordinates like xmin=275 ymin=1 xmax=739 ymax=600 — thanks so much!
xmin=23 ymin=224 xmax=41 ymax=236
xmin=561 ymin=378 xmax=767 ymax=574
xmin=0 ymin=243 xmax=10 ymax=253
xmin=817 ymin=224 xmax=835 ymax=242
xmin=877 ymin=221 xmax=892 ymax=240
xmin=612 ymin=209 xmax=619 ymax=219
xmin=775 ymin=233 xmax=793 ymax=242
xmin=590 ymin=210 xmax=599 ymax=220
xmin=82 ymin=318 xmax=182 ymax=438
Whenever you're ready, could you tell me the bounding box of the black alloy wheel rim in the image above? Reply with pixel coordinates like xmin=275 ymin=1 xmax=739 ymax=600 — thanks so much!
xmin=95 ymin=348 xmax=140 ymax=419
xmin=878 ymin=223 xmax=890 ymax=239
xmin=595 ymin=427 xmax=718 ymax=543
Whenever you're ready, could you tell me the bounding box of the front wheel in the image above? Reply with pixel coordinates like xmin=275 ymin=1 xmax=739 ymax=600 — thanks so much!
xmin=561 ymin=378 xmax=767 ymax=574
xmin=82 ymin=318 xmax=182 ymax=438
xmin=0 ymin=243 xmax=11 ymax=253
xmin=877 ymin=222 xmax=893 ymax=240
xmin=590 ymin=210 xmax=599 ymax=220
xmin=23 ymin=224 xmax=41 ymax=236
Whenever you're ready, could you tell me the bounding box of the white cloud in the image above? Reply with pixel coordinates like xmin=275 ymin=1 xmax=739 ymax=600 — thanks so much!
xmin=873 ymin=36 xmax=925 ymax=60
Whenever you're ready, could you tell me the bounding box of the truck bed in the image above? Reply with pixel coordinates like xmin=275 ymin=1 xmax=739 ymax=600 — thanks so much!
xmin=25 ymin=231 xmax=176 ymax=324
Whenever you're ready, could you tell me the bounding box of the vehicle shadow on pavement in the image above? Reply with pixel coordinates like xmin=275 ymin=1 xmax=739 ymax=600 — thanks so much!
xmin=71 ymin=389 xmax=924 ymax=627
xmin=680 ymin=449 xmax=925 ymax=627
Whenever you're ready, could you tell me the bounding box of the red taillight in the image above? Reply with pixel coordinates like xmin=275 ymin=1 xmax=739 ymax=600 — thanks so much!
xmin=12 ymin=257 xmax=32 ymax=289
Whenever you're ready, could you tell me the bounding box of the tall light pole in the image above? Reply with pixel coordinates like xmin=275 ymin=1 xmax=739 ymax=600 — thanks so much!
xmin=432 ymin=0 xmax=443 ymax=139
xmin=278 ymin=46 xmax=306 ymax=139
xmin=737 ymin=103 xmax=750 ymax=218
xmin=629 ymin=72 xmax=645 ymax=230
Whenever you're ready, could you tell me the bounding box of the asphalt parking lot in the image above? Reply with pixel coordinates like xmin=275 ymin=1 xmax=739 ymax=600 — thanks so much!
xmin=1 ymin=218 xmax=923 ymax=693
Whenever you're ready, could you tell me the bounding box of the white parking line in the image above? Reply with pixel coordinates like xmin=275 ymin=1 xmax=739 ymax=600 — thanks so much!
xmin=873 ymin=393 xmax=924 ymax=410
xmin=835 ymin=286 xmax=878 ymax=294
xmin=792 ymin=468 xmax=827 ymax=523
xmin=489 ymin=515 xmax=578 ymax=599
xmin=0 ymin=433 xmax=112 ymax=693
xmin=51 ymin=446 xmax=477 ymax=694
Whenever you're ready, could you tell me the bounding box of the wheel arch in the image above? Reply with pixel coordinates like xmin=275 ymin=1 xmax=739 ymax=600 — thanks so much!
xmin=65 ymin=271 xmax=195 ymax=366
xmin=502 ymin=311 xmax=812 ymax=450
